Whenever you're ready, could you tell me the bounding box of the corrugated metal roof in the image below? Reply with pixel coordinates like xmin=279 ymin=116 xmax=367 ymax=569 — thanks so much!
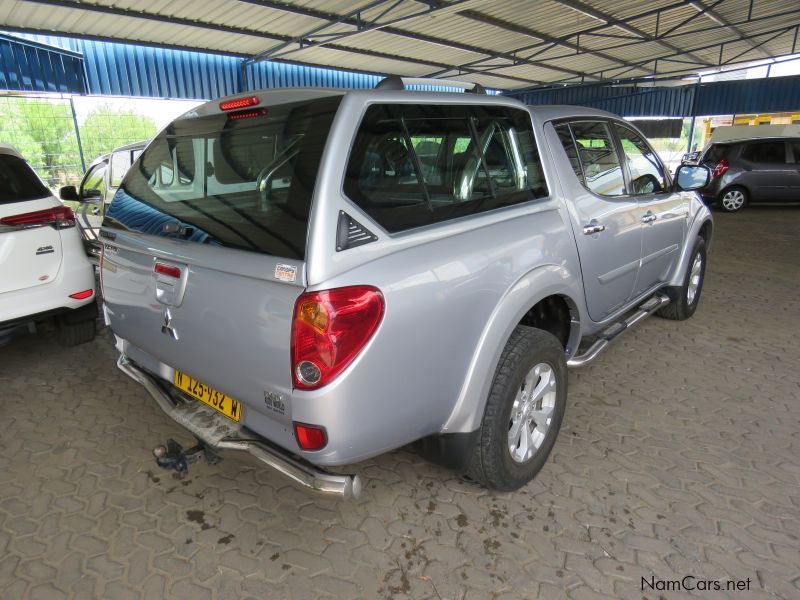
xmin=1 ymin=0 xmax=799 ymax=90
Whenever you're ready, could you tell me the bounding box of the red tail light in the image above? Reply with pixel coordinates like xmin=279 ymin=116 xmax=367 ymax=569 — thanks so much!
xmin=219 ymin=96 xmax=259 ymax=111
xmin=154 ymin=262 xmax=182 ymax=278
xmin=712 ymin=158 xmax=729 ymax=179
xmin=294 ymin=423 xmax=327 ymax=451
xmin=0 ymin=205 xmax=75 ymax=229
xmin=69 ymin=289 xmax=94 ymax=300
xmin=227 ymin=108 xmax=267 ymax=120
xmin=291 ymin=286 xmax=384 ymax=390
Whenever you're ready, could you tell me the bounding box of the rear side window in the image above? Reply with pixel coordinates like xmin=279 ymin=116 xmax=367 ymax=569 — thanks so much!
xmin=791 ymin=140 xmax=800 ymax=163
xmin=0 ymin=154 xmax=50 ymax=204
xmin=741 ymin=141 xmax=786 ymax=163
xmin=105 ymin=96 xmax=342 ymax=259
xmin=344 ymin=104 xmax=548 ymax=233
xmin=703 ymin=144 xmax=730 ymax=165
xmin=566 ymin=121 xmax=626 ymax=197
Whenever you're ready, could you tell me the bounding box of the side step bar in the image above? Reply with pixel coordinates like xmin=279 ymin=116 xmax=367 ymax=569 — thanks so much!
xmin=117 ymin=356 xmax=362 ymax=500
xmin=567 ymin=293 xmax=670 ymax=368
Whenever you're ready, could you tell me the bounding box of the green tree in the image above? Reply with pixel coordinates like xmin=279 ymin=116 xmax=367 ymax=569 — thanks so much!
xmin=0 ymin=98 xmax=81 ymax=187
xmin=79 ymin=107 xmax=157 ymax=163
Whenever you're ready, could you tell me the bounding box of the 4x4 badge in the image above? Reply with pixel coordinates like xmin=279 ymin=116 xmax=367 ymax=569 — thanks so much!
xmin=161 ymin=308 xmax=179 ymax=340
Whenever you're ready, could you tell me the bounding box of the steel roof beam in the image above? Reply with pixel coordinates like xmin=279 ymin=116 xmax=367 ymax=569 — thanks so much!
xmin=536 ymin=6 xmax=800 ymax=60
xmin=16 ymin=0 xmax=541 ymax=86
xmin=420 ymin=0 xmax=720 ymax=84
xmin=551 ymin=0 xmax=714 ymax=67
xmin=687 ymin=0 xmax=771 ymax=60
xmin=579 ymin=23 xmax=798 ymax=81
xmin=239 ymin=0 xmax=593 ymax=81
xmin=720 ymin=26 xmax=793 ymax=66
xmin=455 ymin=11 xmax=639 ymax=70
xmin=245 ymin=0 xmax=472 ymax=64
xmin=657 ymin=0 xmax=726 ymax=39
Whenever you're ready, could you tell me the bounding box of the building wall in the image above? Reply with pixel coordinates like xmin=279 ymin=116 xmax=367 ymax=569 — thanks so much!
xmin=0 ymin=33 xmax=85 ymax=94
xmin=505 ymin=75 xmax=800 ymax=118
xmin=2 ymin=32 xmax=380 ymax=100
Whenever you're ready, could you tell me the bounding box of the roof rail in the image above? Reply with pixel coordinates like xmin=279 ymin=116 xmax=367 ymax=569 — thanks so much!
xmin=375 ymin=76 xmax=487 ymax=94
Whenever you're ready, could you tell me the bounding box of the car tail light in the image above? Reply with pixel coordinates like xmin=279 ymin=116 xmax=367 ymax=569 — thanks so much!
xmin=291 ymin=286 xmax=384 ymax=390
xmin=294 ymin=423 xmax=327 ymax=451
xmin=227 ymin=108 xmax=267 ymax=120
xmin=219 ymin=96 xmax=259 ymax=111
xmin=712 ymin=158 xmax=729 ymax=179
xmin=69 ymin=289 xmax=94 ymax=300
xmin=154 ymin=262 xmax=181 ymax=278
xmin=0 ymin=205 xmax=75 ymax=229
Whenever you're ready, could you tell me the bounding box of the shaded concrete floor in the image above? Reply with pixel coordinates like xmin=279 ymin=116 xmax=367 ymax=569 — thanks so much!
xmin=1 ymin=207 xmax=799 ymax=599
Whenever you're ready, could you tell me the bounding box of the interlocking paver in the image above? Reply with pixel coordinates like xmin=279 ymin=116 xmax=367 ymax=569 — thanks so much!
xmin=1 ymin=208 xmax=799 ymax=598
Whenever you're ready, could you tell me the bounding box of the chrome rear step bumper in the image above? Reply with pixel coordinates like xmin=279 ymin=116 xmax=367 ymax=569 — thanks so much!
xmin=117 ymin=355 xmax=361 ymax=500
xmin=567 ymin=293 xmax=670 ymax=368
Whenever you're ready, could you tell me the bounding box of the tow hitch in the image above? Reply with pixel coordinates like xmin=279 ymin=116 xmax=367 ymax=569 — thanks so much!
xmin=153 ymin=438 xmax=221 ymax=475
xmin=119 ymin=356 xmax=361 ymax=498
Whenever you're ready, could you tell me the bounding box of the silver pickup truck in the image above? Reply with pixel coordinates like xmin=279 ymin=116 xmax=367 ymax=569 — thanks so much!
xmin=101 ymin=78 xmax=712 ymax=499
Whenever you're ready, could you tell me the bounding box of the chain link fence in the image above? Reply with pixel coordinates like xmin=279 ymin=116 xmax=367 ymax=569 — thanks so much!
xmin=0 ymin=93 xmax=200 ymax=191
xmin=0 ymin=95 xmax=83 ymax=189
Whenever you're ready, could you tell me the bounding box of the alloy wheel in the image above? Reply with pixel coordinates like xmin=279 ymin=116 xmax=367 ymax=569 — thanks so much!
xmin=508 ymin=363 xmax=557 ymax=464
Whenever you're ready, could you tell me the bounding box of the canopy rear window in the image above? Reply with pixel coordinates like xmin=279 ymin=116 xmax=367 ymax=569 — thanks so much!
xmin=104 ymin=96 xmax=341 ymax=259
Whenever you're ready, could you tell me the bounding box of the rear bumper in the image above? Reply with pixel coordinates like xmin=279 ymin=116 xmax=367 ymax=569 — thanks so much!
xmin=0 ymin=301 xmax=97 ymax=332
xmin=116 ymin=355 xmax=362 ymax=499
xmin=0 ymin=248 xmax=95 ymax=324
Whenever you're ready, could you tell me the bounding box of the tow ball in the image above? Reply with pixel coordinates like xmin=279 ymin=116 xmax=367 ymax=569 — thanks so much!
xmin=152 ymin=438 xmax=220 ymax=475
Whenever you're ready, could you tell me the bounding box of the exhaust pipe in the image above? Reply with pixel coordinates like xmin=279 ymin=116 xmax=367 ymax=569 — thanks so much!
xmin=117 ymin=355 xmax=361 ymax=500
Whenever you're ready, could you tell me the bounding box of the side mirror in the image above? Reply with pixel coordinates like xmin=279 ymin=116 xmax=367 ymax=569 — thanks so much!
xmin=675 ymin=164 xmax=711 ymax=191
xmin=59 ymin=185 xmax=80 ymax=201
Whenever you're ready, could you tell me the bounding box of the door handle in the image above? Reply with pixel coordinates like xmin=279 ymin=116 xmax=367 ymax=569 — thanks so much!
xmin=583 ymin=221 xmax=606 ymax=235
xmin=641 ymin=212 xmax=657 ymax=224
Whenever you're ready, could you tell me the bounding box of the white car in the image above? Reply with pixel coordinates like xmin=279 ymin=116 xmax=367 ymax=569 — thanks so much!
xmin=0 ymin=145 xmax=97 ymax=346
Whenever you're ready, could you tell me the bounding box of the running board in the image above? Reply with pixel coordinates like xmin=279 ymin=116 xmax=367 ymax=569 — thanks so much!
xmin=567 ymin=293 xmax=670 ymax=368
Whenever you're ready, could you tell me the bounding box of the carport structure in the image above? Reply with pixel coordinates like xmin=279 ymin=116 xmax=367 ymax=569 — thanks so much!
xmin=2 ymin=0 xmax=800 ymax=90
xmin=2 ymin=2 xmax=800 ymax=600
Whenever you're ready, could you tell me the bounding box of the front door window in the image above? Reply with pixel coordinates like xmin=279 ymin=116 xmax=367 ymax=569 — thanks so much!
xmin=613 ymin=124 xmax=667 ymax=194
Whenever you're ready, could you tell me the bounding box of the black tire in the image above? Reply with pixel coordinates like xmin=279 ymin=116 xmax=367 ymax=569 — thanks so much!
xmin=468 ymin=326 xmax=567 ymax=491
xmin=716 ymin=185 xmax=748 ymax=213
xmin=657 ymin=237 xmax=707 ymax=321
xmin=56 ymin=312 xmax=97 ymax=347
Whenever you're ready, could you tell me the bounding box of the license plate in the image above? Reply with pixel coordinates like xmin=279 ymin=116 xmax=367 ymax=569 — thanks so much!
xmin=173 ymin=370 xmax=243 ymax=422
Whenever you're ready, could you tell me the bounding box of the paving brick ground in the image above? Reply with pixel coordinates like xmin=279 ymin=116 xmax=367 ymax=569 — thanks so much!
xmin=1 ymin=207 xmax=799 ymax=599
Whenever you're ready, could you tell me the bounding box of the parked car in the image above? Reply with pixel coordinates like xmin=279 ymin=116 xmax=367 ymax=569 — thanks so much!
xmin=60 ymin=140 xmax=148 ymax=262
xmin=0 ymin=145 xmax=97 ymax=346
xmin=78 ymin=141 xmax=148 ymax=209
xmin=100 ymin=79 xmax=712 ymax=498
xmin=690 ymin=137 xmax=800 ymax=212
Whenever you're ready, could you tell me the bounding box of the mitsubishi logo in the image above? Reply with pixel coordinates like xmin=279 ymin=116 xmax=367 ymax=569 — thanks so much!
xmin=161 ymin=308 xmax=179 ymax=340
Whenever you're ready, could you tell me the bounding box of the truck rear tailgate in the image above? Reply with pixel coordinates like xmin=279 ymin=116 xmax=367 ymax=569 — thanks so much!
xmin=103 ymin=231 xmax=304 ymax=429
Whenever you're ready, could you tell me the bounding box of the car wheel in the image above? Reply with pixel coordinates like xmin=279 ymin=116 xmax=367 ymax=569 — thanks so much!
xmin=467 ymin=326 xmax=567 ymax=491
xmin=717 ymin=186 xmax=748 ymax=212
xmin=56 ymin=315 xmax=96 ymax=346
xmin=657 ymin=237 xmax=707 ymax=321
